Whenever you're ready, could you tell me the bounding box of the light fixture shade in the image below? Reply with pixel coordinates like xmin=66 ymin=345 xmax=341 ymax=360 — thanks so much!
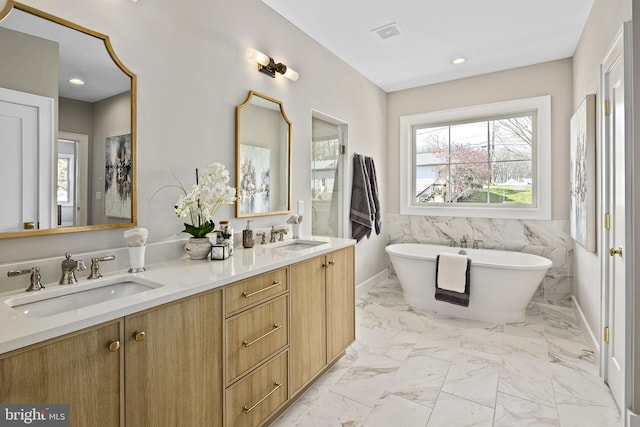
xmin=246 ymin=48 xmax=270 ymax=67
xmin=282 ymin=66 xmax=298 ymax=81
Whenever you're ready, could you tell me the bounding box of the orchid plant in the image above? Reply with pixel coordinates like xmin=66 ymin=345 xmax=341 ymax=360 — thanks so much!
xmin=169 ymin=163 xmax=238 ymax=238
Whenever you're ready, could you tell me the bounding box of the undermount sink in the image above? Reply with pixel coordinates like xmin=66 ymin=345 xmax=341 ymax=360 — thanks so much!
xmin=5 ymin=276 xmax=163 ymax=318
xmin=270 ymin=239 xmax=328 ymax=252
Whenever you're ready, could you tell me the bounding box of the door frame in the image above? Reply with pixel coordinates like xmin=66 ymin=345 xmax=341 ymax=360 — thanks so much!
xmin=599 ymin=22 xmax=633 ymax=419
xmin=310 ymin=109 xmax=349 ymax=239
xmin=59 ymin=132 xmax=89 ymax=226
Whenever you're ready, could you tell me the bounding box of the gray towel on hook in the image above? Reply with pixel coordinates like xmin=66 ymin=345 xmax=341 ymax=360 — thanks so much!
xmin=365 ymin=156 xmax=381 ymax=235
xmin=350 ymin=154 xmax=372 ymax=242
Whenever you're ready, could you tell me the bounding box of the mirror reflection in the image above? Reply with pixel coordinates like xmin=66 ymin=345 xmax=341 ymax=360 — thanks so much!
xmin=0 ymin=2 xmax=136 ymax=237
xmin=236 ymin=91 xmax=291 ymax=217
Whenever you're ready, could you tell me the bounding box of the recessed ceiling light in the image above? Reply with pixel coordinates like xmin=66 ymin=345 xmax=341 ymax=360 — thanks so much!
xmin=451 ymin=58 xmax=466 ymax=65
xmin=69 ymin=78 xmax=85 ymax=85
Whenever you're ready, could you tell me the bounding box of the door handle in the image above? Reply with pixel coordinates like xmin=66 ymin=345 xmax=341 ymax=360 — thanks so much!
xmin=609 ymin=246 xmax=623 ymax=257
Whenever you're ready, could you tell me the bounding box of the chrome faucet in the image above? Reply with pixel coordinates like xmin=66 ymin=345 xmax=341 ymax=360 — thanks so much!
xmin=269 ymin=226 xmax=288 ymax=243
xmin=460 ymin=236 xmax=468 ymax=248
xmin=59 ymin=252 xmax=87 ymax=285
xmin=87 ymin=255 xmax=116 ymax=279
xmin=8 ymin=266 xmax=44 ymax=292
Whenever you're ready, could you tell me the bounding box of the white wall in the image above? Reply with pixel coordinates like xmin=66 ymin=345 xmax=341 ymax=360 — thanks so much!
xmin=0 ymin=0 xmax=388 ymax=288
xmin=571 ymin=0 xmax=631 ymax=342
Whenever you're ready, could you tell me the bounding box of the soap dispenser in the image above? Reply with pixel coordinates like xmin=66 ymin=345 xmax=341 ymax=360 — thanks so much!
xmin=242 ymin=220 xmax=255 ymax=248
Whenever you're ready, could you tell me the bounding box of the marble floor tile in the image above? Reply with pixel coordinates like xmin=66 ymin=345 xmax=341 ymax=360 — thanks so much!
xmin=426 ymin=392 xmax=494 ymax=427
xmin=268 ymin=281 xmax=622 ymax=427
xmin=502 ymin=334 xmax=548 ymax=361
xmin=382 ymin=355 xmax=451 ymax=406
xmin=362 ymin=394 xmax=431 ymax=427
xmin=331 ymin=355 xmax=401 ymax=407
xmin=292 ymin=390 xmax=371 ymax=427
xmin=555 ymin=393 xmax=622 ymax=427
xmin=498 ymin=356 xmax=555 ymax=408
xmin=441 ymin=353 xmax=500 ymax=407
xmin=494 ymin=392 xmax=559 ymax=427
xmin=546 ymin=337 xmax=599 ymax=376
xmin=550 ymin=363 xmax=618 ymax=408
xmin=270 ymin=402 xmax=311 ymax=427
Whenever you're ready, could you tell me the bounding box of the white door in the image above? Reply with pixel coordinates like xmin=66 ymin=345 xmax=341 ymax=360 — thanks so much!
xmin=601 ymin=24 xmax=629 ymax=412
xmin=0 ymin=100 xmax=38 ymax=231
xmin=0 ymin=87 xmax=54 ymax=231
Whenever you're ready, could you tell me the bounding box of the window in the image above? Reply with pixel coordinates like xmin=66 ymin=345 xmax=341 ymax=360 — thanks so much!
xmin=400 ymin=96 xmax=551 ymax=220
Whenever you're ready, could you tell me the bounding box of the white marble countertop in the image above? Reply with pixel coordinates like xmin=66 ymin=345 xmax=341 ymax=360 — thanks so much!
xmin=0 ymin=236 xmax=355 ymax=354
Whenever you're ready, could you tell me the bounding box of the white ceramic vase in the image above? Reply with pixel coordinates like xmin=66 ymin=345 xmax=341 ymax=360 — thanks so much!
xmin=184 ymin=237 xmax=211 ymax=260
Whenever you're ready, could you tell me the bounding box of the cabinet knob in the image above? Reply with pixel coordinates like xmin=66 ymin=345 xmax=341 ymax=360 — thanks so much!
xmin=107 ymin=340 xmax=120 ymax=352
xmin=133 ymin=330 xmax=146 ymax=342
xmin=328 ymin=260 xmax=336 ymax=265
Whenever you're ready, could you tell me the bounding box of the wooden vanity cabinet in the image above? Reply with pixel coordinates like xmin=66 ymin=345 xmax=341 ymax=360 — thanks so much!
xmin=0 ymin=245 xmax=354 ymax=427
xmin=290 ymin=246 xmax=355 ymax=396
xmin=0 ymin=320 xmax=123 ymax=427
xmin=0 ymin=289 xmax=223 ymax=427
xmin=124 ymin=289 xmax=223 ymax=427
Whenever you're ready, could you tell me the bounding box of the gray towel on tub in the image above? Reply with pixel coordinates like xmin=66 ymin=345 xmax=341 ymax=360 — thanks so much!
xmin=350 ymin=154 xmax=373 ymax=242
xmin=435 ymin=254 xmax=471 ymax=307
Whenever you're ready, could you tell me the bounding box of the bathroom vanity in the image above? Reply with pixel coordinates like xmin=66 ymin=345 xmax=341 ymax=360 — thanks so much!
xmin=0 ymin=238 xmax=355 ymax=427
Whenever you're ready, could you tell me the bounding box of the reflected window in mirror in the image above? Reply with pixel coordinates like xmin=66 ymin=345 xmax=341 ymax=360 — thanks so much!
xmin=0 ymin=1 xmax=136 ymax=238
xmin=236 ymin=91 xmax=292 ymax=217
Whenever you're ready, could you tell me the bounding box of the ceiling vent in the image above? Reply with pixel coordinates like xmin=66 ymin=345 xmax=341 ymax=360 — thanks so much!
xmin=372 ymin=22 xmax=402 ymax=40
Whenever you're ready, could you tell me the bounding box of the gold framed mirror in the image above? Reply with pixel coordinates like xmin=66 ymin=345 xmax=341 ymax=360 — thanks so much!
xmin=236 ymin=91 xmax=291 ymax=217
xmin=0 ymin=1 xmax=136 ymax=238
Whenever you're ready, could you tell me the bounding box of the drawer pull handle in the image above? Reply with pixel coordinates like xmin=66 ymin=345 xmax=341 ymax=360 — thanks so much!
xmin=243 ymin=324 xmax=282 ymax=347
xmin=242 ymin=281 xmax=282 ymax=298
xmin=243 ymin=382 xmax=282 ymax=414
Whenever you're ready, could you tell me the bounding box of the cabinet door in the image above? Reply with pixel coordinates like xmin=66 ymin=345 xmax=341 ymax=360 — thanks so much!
xmin=326 ymin=246 xmax=355 ymax=361
xmin=290 ymin=255 xmax=327 ymax=395
xmin=125 ymin=289 xmax=222 ymax=427
xmin=0 ymin=321 xmax=122 ymax=427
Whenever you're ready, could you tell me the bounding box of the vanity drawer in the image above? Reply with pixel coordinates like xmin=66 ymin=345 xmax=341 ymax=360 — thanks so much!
xmin=225 ymin=268 xmax=288 ymax=316
xmin=225 ymin=350 xmax=288 ymax=427
xmin=226 ymin=295 xmax=288 ymax=383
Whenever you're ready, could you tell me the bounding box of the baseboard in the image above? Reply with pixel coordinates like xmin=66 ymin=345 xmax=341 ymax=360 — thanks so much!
xmin=629 ymin=409 xmax=640 ymax=427
xmin=572 ymin=295 xmax=600 ymax=353
xmin=356 ymin=269 xmax=388 ymax=298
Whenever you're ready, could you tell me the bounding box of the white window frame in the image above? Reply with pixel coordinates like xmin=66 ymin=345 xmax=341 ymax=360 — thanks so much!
xmin=400 ymin=95 xmax=551 ymax=220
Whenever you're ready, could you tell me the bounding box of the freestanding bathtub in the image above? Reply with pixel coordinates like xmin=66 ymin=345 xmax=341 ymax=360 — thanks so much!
xmin=385 ymin=243 xmax=553 ymax=323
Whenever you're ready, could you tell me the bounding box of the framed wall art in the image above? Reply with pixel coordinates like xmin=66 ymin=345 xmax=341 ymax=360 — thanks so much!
xmin=569 ymin=94 xmax=596 ymax=252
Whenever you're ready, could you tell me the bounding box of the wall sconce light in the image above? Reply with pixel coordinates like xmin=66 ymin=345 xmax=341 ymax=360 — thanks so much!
xmin=246 ymin=48 xmax=299 ymax=81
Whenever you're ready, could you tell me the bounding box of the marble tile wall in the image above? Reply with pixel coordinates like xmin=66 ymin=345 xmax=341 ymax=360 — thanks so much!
xmin=384 ymin=214 xmax=574 ymax=305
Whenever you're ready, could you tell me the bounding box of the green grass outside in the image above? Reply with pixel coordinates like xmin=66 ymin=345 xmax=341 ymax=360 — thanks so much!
xmin=466 ymin=185 xmax=532 ymax=204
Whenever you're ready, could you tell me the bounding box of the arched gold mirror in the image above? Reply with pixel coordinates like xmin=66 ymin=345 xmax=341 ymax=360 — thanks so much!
xmin=0 ymin=1 xmax=136 ymax=238
xmin=236 ymin=91 xmax=291 ymax=217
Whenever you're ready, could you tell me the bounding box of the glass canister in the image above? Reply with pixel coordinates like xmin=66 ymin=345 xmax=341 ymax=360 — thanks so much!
xmin=216 ymin=220 xmax=234 ymax=256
